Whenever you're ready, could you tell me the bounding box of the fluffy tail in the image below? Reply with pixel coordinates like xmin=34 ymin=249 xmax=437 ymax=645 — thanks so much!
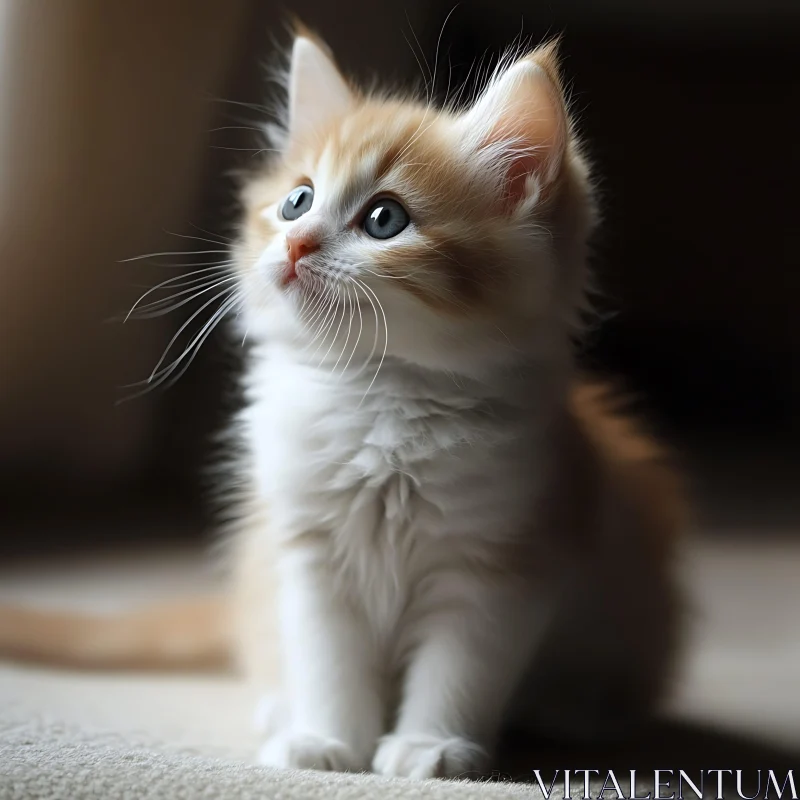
xmin=0 ymin=596 xmax=233 ymax=672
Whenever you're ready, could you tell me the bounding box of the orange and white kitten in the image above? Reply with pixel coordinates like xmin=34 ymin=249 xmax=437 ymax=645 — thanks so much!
xmin=0 ymin=31 xmax=683 ymax=780
xmin=227 ymin=33 xmax=682 ymax=778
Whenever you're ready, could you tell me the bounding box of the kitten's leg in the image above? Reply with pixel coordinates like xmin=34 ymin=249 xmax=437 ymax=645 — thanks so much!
xmin=373 ymin=583 xmax=548 ymax=780
xmin=253 ymin=693 xmax=285 ymax=737
xmin=258 ymin=549 xmax=385 ymax=772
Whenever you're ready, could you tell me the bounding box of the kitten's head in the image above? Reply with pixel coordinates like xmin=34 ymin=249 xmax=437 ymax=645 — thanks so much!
xmin=235 ymin=31 xmax=595 ymax=379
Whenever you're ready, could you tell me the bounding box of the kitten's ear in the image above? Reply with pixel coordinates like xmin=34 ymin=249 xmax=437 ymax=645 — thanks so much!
xmin=459 ymin=41 xmax=567 ymax=208
xmin=287 ymin=32 xmax=354 ymax=144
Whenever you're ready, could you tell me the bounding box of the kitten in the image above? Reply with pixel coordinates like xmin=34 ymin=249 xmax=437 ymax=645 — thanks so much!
xmin=0 ymin=30 xmax=683 ymax=780
xmin=225 ymin=31 xmax=683 ymax=778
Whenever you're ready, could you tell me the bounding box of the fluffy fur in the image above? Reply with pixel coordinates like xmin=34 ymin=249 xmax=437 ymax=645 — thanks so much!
xmin=0 ymin=30 xmax=684 ymax=781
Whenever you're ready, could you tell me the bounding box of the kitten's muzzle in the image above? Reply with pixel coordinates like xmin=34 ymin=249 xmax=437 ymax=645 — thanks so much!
xmin=283 ymin=231 xmax=320 ymax=285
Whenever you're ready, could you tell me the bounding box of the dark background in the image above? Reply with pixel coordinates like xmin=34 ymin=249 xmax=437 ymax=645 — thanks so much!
xmin=1 ymin=0 xmax=798 ymax=550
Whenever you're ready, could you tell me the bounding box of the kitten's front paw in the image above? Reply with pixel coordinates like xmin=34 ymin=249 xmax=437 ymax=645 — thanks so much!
xmin=372 ymin=733 xmax=488 ymax=779
xmin=258 ymin=731 xmax=367 ymax=773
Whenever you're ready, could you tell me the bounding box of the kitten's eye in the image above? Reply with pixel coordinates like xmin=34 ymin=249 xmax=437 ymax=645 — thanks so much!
xmin=280 ymin=185 xmax=314 ymax=221
xmin=363 ymin=198 xmax=409 ymax=240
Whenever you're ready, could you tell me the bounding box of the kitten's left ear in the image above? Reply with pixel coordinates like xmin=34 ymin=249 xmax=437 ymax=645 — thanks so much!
xmin=287 ymin=32 xmax=354 ymax=145
xmin=460 ymin=41 xmax=567 ymax=207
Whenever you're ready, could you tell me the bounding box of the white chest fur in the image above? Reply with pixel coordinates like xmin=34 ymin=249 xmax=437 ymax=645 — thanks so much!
xmin=243 ymin=345 xmax=548 ymax=632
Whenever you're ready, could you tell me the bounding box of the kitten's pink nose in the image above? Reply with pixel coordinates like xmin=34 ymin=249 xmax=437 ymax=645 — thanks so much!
xmin=286 ymin=232 xmax=319 ymax=271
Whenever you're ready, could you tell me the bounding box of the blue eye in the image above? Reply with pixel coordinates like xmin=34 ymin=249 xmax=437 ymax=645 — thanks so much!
xmin=363 ymin=198 xmax=409 ymax=240
xmin=281 ymin=185 xmax=314 ymax=220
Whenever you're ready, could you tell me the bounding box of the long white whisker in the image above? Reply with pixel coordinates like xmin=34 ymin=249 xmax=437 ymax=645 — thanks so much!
xmin=128 ymin=265 xmax=233 ymax=300
xmin=131 ymin=267 xmax=232 ymax=295
xmin=317 ymin=285 xmax=348 ymax=366
xmin=208 ymin=125 xmax=268 ymax=135
xmin=432 ymin=6 xmax=457 ymax=101
xmin=126 ymin=271 xmax=235 ymax=321
xmin=352 ymin=278 xmax=388 ymax=403
xmin=148 ymin=286 xmax=238 ymax=380
xmin=298 ymin=275 xmax=330 ymax=325
xmin=303 ymin=279 xmax=339 ymax=346
xmin=129 ymin=276 xmax=238 ymax=320
xmin=188 ymin=222 xmax=233 ymax=243
xmin=297 ymin=280 xmax=331 ymax=338
xmin=332 ymin=283 xmax=354 ymax=375
xmin=119 ymin=249 xmax=228 ymax=263
xmin=406 ymin=11 xmax=433 ymax=97
xmin=291 ymin=287 xmax=313 ymax=332
xmin=164 ymin=230 xmax=234 ymax=249
xmin=155 ymin=295 xmax=241 ymax=389
xmin=341 ymin=278 xmax=364 ymax=377
xmin=125 ymin=294 xmax=240 ymax=398
xmin=210 ymin=145 xmax=274 ymax=154
xmin=304 ymin=285 xmax=338 ymax=354
xmin=361 ymin=267 xmax=417 ymax=281
xmin=350 ymin=278 xmax=380 ymax=380
xmin=300 ymin=277 xmax=330 ymax=326
xmin=120 ymin=289 xmax=239 ymax=399
xmin=145 ymin=258 xmax=237 ymax=269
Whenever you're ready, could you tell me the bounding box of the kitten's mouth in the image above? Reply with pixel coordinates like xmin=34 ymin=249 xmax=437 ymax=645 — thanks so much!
xmin=280 ymin=258 xmax=320 ymax=291
xmin=276 ymin=258 xmax=369 ymax=311
xmin=279 ymin=260 xmax=298 ymax=287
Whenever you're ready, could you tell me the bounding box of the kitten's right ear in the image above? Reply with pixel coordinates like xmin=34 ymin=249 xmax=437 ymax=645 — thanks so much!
xmin=287 ymin=32 xmax=354 ymax=146
xmin=458 ymin=41 xmax=568 ymax=209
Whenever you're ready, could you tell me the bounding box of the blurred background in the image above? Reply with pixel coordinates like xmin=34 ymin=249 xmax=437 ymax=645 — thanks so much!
xmin=0 ymin=0 xmax=798 ymax=772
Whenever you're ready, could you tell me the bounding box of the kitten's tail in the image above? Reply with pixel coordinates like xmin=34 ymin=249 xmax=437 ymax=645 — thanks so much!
xmin=0 ymin=596 xmax=233 ymax=671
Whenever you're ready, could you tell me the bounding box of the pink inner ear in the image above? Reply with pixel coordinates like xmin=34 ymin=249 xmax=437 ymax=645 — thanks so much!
xmin=504 ymin=150 xmax=539 ymax=209
xmin=467 ymin=56 xmax=567 ymax=210
xmin=490 ymin=104 xmax=563 ymax=209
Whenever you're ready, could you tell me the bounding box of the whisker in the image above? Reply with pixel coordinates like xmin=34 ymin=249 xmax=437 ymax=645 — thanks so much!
xmin=298 ymin=283 xmax=329 ymax=347
xmin=304 ymin=285 xmax=338 ymax=354
xmin=119 ymin=290 xmax=239 ymax=400
xmin=155 ymin=295 xmax=241 ymax=389
xmin=350 ymin=278 xmax=380 ymax=380
xmin=188 ymin=222 xmax=234 ymax=244
xmin=341 ymin=278 xmax=364 ymax=377
xmin=305 ymin=277 xmax=339 ymax=334
xmin=210 ymin=145 xmax=275 ymax=154
xmin=128 ymin=267 xmax=231 ymax=291
xmin=402 ymin=17 xmax=432 ymax=104
xmin=208 ymin=125 xmax=269 ymax=135
xmin=119 ymin=249 xmax=227 ymax=263
xmin=164 ymin=230 xmax=235 ymax=249
xmin=353 ymin=278 xmax=389 ymax=404
xmin=138 ymin=264 xmax=232 ymax=290
xmin=432 ymin=5 xmax=458 ymax=101
xmin=207 ymin=96 xmax=270 ymax=113
xmin=291 ymin=287 xmax=313 ymax=333
xmin=312 ymin=285 xmax=345 ymax=364
xmin=147 ymin=285 xmax=239 ymax=380
xmin=332 ymin=283 xmax=355 ymax=376
xmin=297 ymin=280 xmax=331 ymax=337
xmin=123 ymin=294 xmax=240 ymax=400
xmin=144 ymin=259 xmax=237 ymax=269
xmin=319 ymin=285 xmax=348 ymax=367
xmin=128 ymin=276 xmax=238 ymax=320
xmin=292 ymin=281 xmax=317 ymax=333
xmin=361 ymin=267 xmax=418 ymax=281
xmin=125 ymin=267 xmax=234 ymax=321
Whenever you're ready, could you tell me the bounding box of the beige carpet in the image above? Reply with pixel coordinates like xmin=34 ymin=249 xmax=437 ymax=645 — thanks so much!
xmin=1 ymin=532 xmax=798 ymax=798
